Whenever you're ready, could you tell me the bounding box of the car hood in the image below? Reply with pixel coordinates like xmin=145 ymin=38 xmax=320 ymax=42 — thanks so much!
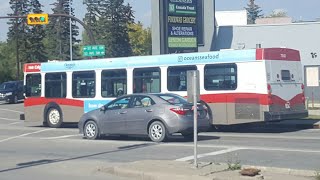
xmin=80 ymin=108 xmax=101 ymax=120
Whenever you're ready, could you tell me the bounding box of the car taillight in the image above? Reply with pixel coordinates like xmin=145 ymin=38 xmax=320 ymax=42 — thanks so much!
xmin=170 ymin=107 xmax=188 ymax=115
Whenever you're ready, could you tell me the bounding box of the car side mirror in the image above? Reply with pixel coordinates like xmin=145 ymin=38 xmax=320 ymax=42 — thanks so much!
xmin=100 ymin=106 xmax=106 ymax=112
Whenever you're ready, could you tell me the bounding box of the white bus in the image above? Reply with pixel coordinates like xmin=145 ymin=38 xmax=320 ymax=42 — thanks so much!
xmin=22 ymin=47 xmax=308 ymax=127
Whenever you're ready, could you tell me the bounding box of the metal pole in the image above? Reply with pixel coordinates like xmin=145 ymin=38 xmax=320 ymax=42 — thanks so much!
xmin=15 ymin=0 xmax=20 ymax=80
xmin=193 ymin=72 xmax=198 ymax=168
xmin=69 ymin=0 xmax=73 ymax=61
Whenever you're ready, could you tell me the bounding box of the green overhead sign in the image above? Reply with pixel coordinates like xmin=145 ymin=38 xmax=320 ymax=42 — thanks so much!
xmin=83 ymin=45 xmax=106 ymax=57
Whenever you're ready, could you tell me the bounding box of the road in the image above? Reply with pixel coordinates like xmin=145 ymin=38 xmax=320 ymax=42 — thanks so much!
xmin=1 ymin=102 xmax=320 ymax=179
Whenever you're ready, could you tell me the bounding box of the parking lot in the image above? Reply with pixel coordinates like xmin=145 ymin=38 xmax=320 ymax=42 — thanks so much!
xmin=1 ymin=102 xmax=320 ymax=180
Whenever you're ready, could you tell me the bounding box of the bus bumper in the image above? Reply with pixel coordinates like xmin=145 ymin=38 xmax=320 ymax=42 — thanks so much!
xmin=264 ymin=110 xmax=309 ymax=121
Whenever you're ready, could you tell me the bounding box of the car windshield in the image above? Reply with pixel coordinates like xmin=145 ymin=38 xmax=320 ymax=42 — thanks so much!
xmin=0 ymin=82 xmax=14 ymax=90
xmin=156 ymin=94 xmax=188 ymax=105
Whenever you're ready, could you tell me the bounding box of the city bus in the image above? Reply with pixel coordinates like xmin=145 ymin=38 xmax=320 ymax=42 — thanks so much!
xmin=21 ymin=47 xmax=308 ymax=128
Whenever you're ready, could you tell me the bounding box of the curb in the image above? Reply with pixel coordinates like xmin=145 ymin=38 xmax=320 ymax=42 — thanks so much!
xmin=109 ymin=162 xmax=317 ymax=180
xmin=242 ymin=165 xmax=315 ymax=177
xmin=111 ymin=166 xmax=212 ymax=180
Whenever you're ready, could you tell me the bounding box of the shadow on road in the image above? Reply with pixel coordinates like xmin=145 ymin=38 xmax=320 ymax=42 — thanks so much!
xmin=209 ymin=121 xmax=320 ymax=133
xmin=98 ymin=134 xmax=220 ymax=143
xmin=0 ymin=142 xmax=155 ymax=173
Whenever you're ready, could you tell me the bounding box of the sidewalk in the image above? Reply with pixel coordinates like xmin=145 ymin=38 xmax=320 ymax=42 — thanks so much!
xmin=106 ymin=160 xmax=315 ymax=180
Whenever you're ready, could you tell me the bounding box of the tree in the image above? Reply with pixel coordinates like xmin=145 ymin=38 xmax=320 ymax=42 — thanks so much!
xmin=26 ymin=0 xmax=48 ymax=62
xmin=128 ymin=22 xmax=152 ymax=56
xmin=7 ymin=0 xmax=31 ymax=79
xmin=245 ymin=0 xmax=263 ymax=24
xmin=0 ymin=42 xmax=16 ymax=82
xmin=6 ymin=0 xmax=47 ymax=81
xmin=83 ymin=0 xmax=134 ymax=58
xmin=45 ymin=0 xmax=80 ymax=61
xmin=267 ymin=9 xmax=288 ymax=18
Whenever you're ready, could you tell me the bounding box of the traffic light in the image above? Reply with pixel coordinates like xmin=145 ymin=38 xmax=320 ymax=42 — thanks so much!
xmin=27 ymin=14 xmax=49 ymax=25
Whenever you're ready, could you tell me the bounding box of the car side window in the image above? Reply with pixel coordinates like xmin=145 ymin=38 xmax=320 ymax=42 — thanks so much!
xmin=107 ymin=97 xmax=131 ymax=110
xmin=133 ymin=96 xmax=154 ymax=108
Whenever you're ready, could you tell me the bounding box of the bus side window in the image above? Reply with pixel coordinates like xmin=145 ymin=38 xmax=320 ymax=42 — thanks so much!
xmin=72 ymin=71 xmax=96 ymax=98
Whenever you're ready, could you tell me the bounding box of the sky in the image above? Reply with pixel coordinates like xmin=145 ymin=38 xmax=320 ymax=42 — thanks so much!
xmin=0 ymin=0 xmax=319 ymax=41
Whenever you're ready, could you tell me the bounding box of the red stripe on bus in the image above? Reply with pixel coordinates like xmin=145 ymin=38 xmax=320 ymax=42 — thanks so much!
xmin=201 ymin=93 xmax=304 ymax=106
xmin=256 ymin=48 xmax=300 ymax=61
xmin=24 ymin=97 xmax=84 ymax=107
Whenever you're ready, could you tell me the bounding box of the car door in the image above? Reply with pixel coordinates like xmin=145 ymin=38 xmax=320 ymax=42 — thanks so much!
xmin=101 ymin=96 xmax=132 ymax=134
xmin=125 ymin=95 xmax=154 ymax=135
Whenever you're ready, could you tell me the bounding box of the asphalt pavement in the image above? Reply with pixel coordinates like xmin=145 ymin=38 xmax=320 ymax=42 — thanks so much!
xmin=1 ymin=102 xmax=320 ymax=180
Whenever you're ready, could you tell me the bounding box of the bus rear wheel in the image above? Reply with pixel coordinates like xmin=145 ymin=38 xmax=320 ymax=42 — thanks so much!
xmin=46 ymin=108 xmax=63 ymax=128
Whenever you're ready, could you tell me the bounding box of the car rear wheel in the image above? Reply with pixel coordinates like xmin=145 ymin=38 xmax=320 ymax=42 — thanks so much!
xmin=84 ymin=121 xmax=100 ymax=140
xmin=47 ymin=108 xmax=62 ymax=128
xmin=148 ymin=121 xmax=167 ymax=142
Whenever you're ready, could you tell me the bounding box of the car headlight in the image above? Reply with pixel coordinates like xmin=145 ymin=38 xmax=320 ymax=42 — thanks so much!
xmin=5 ymin=92 xmax=12 ymax=96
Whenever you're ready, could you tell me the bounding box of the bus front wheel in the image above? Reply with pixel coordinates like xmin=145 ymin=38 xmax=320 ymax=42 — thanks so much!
xmin=46 ymin=108 xmax=63 ymax=128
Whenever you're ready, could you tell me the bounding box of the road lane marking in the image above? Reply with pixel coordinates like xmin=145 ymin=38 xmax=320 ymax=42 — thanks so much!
xmin=203 ymin=132 xmax=320 ymax=140
xmin=8 ymin=122 xmax=22 ymax=125
xmin=0 ymin=108 xmax=23 ymax=114
xmin=175 ymin=147 xmax=245 ymax=161
xmin=0 ymin=129 xmax=54 ymax=143
xmin=0 ymin=117 xmax=20 ymax=121
xmin=40 ymin=134 xmax=81 ymax=140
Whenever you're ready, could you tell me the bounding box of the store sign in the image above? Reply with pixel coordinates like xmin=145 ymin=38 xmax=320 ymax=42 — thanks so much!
xmin=169 ymin=24 xmax=197 ymax=35
xmin=165 ymin=0 xmax=198 ymax=54
xmin=168 ymin=37 xmax=197 ymax=47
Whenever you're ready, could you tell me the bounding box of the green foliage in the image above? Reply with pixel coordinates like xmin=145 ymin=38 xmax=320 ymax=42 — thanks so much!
xmin=44 ymin=0 xmax=80 ymax=61
xmin=83 ymin=0 xmax=134 ymax=58
xmin=267 ymin=9 xmax=288 ymax=18
xmin=245 ymin=0 xmax=263 ymax=24
xmin=0 ymin=42 xmax=17 ymax=82
xmin=128 ymin=22 xmax=152 ymax=56
xmin=26 ymin=0 xmax=48 ymax=62
xmin=226 ymin=153 xmax=242 ymax=171
xmin=227 ymin=160 xmax=242 ymax=171
xmin=315 ymin=170 xmax=320 ymax=180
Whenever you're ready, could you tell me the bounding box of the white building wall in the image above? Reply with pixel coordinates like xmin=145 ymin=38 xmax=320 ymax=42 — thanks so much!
xmin=215 ymin=10 xmax=247 ymax=26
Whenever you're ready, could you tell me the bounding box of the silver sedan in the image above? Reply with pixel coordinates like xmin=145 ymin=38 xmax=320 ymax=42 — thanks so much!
xmin=78 ymin=93 xmax=211 ymax=142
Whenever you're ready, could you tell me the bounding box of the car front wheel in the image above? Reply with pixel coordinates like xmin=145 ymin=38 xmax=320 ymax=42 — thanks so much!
xmin=148 ymin=121 xmax=167 ymax=142
xmin=84 ymin=121 xmax=100 ymax=140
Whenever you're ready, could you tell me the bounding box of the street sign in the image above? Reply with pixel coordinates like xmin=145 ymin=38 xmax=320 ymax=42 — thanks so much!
xmin=83 ymin=45 xmax=106 ymax=57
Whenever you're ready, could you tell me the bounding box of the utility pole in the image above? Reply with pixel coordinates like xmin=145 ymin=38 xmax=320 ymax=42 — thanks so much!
xmin=69 ymin=0 xmax=73 ymax=61
xmin=15 ymin=0 xmax=20 ymax=80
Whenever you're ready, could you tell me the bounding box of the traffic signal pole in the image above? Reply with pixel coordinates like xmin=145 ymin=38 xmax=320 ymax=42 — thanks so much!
xmin=0 ymin=14 xmax=96 ymax=45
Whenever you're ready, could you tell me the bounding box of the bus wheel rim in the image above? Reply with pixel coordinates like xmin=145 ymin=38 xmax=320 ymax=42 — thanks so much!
xmin=49 ymin=109 xmax=60 ymax=125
